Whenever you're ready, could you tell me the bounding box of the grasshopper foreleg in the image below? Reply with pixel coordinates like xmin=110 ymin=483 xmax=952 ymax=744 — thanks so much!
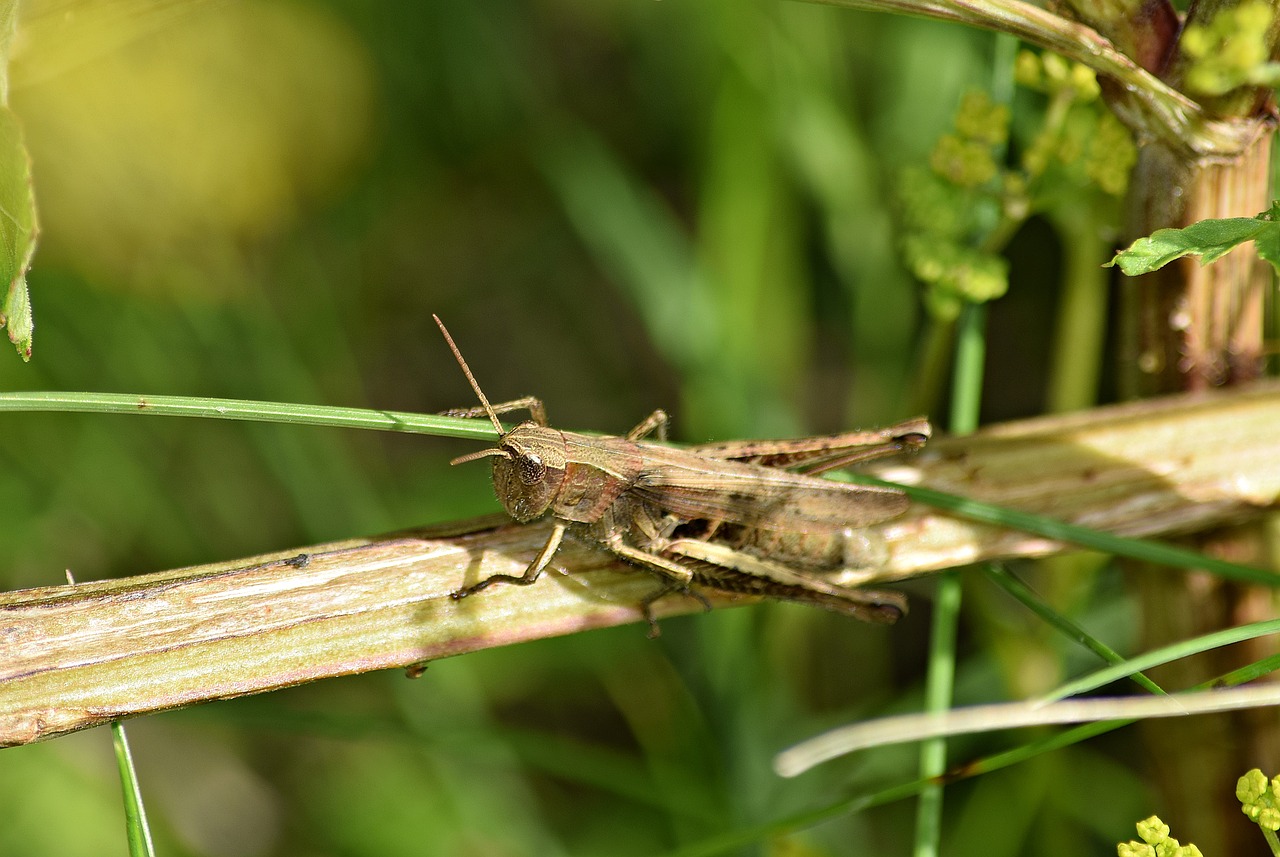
xmin=450 ymin=521 xmax=567 ymax=600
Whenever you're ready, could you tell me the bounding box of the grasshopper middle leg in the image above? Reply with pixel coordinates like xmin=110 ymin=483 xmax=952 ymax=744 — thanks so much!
xmin=442 ymin=396 xmax=548 ymax=426
xmin=625 ymin=409 xmax=669 ymax=442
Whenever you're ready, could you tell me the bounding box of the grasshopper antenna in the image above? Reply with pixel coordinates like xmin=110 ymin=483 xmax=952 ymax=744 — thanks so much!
xmin=433 ymin=314 xmax=505 ymax=437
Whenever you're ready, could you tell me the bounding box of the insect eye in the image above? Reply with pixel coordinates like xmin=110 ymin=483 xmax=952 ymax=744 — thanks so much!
xmin=517 ymin=453 xmax=545 ymax=485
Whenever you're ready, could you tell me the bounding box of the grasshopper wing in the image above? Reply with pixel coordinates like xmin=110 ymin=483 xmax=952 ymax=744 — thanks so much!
xmin=689 ymin=418 xmax=930 ymax=474
xmin=631 ymin=452 xmax=909 ymax=532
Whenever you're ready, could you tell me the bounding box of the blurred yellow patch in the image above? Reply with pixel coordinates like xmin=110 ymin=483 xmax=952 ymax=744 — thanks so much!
xmin=11 ymin=0 xmax=374 ymax=291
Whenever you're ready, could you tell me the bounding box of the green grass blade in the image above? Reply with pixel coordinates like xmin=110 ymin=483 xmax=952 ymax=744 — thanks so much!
xmin=0 ymin=391 xmax=500 ymax=440
xmin=665 ymin=656 xmax=1280 ymax=857
xmin=111 ymin=721 xmax=156 ymax=857
xmin=914 ymin=273 xmax=991 ymax=857
xmin=1041 ymin=617 xmax=1280 ymax=703
xmin=983 ymin=563 xmax=1167 ymax=696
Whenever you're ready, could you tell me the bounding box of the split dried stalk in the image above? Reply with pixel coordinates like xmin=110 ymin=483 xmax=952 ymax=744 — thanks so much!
xmin=3 ymin=381 xmax=1279 ymax=746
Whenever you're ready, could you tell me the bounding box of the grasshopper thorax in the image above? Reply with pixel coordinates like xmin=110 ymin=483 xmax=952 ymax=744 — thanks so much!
xmin=491 ymin=422 xmax=568 ymax=522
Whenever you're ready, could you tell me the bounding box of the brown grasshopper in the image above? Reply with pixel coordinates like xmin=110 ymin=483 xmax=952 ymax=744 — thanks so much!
xmin=433 ymin=316 xmax=929 ymax=630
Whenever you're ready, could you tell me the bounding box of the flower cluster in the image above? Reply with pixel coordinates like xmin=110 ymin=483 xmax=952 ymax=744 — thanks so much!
xmin=1237 ymin=768 xmax=1280 ymax=831
xmin=896 ymin=51 xmax=1132 ymax=320
xmin=1181 ymin=1 xmax=1280 ymax=97
xmin=1116 ymin=816 xmax=1203 ymax=857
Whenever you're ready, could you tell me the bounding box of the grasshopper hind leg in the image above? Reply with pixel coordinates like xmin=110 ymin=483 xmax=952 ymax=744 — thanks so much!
xmin=591 ymin=520 xmax=719 ymax=636
xmin=662 ymin=537 xmax=907 ymax=625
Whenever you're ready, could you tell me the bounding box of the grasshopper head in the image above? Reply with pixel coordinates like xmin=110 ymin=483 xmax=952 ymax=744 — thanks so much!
xmin=489 ymin=422 xmax=568 ymax=522
xmin=434 ymin=316 xmax=568 ymax=522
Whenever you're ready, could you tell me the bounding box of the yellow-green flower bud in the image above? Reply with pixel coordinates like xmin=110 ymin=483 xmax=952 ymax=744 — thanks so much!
xmin=1238 ymin=769 xmax=1268 ymax=803
xmin=1014 ymin=50 xmax=1042 ymax=89
xmin=1136 ymin=816 xmax=1170 ymax=844
xmin=1041 ymin=51 xmax=1069 ymax=84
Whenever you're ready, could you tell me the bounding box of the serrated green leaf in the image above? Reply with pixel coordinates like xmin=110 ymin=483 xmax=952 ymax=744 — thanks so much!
xmin=1106 ymin=201 xmax=1280 ymax=277
xmin=1106 ymin=216 xmax=1272 ymax=275
xmin=0 ymin=0 xmax=35 ymax=361
xmin=1254 ymin=216 xmax=1280 ymax=271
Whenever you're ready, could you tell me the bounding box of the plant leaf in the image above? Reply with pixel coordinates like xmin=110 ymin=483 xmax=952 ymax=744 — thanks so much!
xmin=0 ymin=0 xmax=36 ymax=361
xmin=1106 ymin=201 xmax=1280 ymax=276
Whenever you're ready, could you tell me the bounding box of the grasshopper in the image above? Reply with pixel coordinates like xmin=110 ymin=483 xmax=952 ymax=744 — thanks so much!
xmin=433 ymin=316 xmax=929 ymax=630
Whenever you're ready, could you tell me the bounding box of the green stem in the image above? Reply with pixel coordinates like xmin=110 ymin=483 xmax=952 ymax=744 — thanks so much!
xmin=949 ymin=302 xmax=988 ymax=436
xmin=913 ymin=570 xmax=964 ymax=856
xmin=908 ymin=315 xmax=957 ymax=415
xmin=1045 ymin=210 xmax=1109 ymax=411
xmin=913 ymin=303 xmax=986 ymax=856
xmin=112 ymin=722 xmax=155 ymax=857
xmin=0 ymin=391 xmax=500 ymax=441
xmin=913 ymin=21 xmax=1011 ymax=844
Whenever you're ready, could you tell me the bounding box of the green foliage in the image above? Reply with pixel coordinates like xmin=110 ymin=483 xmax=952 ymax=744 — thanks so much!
xmin=1113 ymin=771 xmax=1280 ymax=857
xmin=1116 ymin=816 xmax=1204 ymax=857
xmin=1014 ymin=50 xmax=1134 ymax=197
xmin=930 ymin=131 xmax=1001 ymax=189
xmin=1238 ymin=769 xmax=1280 ymax=832
xmin=901 ymin=231 xmax=1009 ymax=319
xmin=898 ymin=90 xmax=1009 ymax=319
xmin=1106 ymin=201 xmax=1280 ymax=275
xmin=1181 ymin=1 xmax=1280 ymax=96
xmin=897 ymin=50 xmax=1132 ymax=321
xmin=0 ymin=3 xmax=1261 ymax=857
xmin=1084 ymin=111 xmax=1139 ymax=196
xmin=0 ymin=0 xmax=35 ymax=361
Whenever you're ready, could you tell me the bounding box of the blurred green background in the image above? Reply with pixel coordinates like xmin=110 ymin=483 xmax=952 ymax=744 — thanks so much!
xmin=0 ymin=1 xmax=1147 ymax=855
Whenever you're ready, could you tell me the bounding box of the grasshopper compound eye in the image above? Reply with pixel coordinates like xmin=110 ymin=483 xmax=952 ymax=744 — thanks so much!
xmin=516 ymin=452 xmax=545 ymax=485
xmin=492 ymin=451 xmax=561 ymax=521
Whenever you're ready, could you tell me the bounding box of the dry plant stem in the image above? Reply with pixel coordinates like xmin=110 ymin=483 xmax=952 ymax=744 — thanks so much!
xmin=0 ymin=516 xmax=733 ymax=748
xmin=871 ymin=380 xmax=1280 ymax=579
xmin=1123 ymin=134 xmax=1274 ymax=396
xmin=4 ymin=382 xmax=1280 ymax=747
xmin=1123 ymin=135 xmax=1276 ymax=852
xmin=1100 ymin=0 xmax=1280 ymax=842
xmin=1056 ymin=0 xmax=1179 ymax=75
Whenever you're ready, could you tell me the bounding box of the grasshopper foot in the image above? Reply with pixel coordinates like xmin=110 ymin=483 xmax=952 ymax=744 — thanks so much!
xmin=638 ymin=581 xmax=713 ymax=637
xmin=451 ymin=525 xmax=565 ymax=601
xmin=449 ymin=573 xmax=535 ymax=600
